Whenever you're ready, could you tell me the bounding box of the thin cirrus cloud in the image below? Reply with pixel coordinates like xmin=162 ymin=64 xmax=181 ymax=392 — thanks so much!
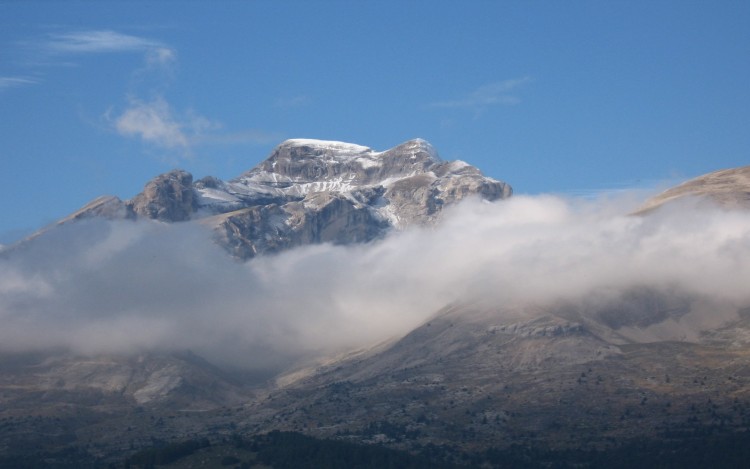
xmin=0 ymin=76 xmax=39 ymax=89
xmin=45 ymin=30 xmax=172 ymax=57
xmin=431 ymin=77 xmax=531 ymax=114
xmin=44 ymin=30 xmax=178 ymax=70
xmin=6 ymin=30 xmax=175 ymax=84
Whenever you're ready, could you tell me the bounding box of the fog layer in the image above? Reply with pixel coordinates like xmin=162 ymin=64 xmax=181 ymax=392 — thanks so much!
xmin=1 ymin=194 xmax=749 ymax=370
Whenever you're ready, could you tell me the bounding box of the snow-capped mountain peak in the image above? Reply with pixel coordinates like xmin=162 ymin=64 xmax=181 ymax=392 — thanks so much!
xmin=56 ymin=138 xmax=512 ymax=259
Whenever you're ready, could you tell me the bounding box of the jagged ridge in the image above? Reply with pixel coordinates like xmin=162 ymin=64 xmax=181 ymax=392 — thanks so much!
xmin=63 ymin=138 xmax=512 ymax=259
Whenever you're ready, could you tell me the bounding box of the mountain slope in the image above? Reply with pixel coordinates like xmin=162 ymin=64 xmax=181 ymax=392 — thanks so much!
xmin=634 ymin=165 xmax=750 ymax=214
xmin=246 ymin=298 xmax=750 ymax=453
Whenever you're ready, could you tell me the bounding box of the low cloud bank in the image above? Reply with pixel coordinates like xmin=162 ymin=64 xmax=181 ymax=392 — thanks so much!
xmin=1 ymin=194 xmax=749 ymax=370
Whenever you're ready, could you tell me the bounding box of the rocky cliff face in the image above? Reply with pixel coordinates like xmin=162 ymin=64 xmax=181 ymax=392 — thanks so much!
xmin=65 ymin=138 xmax=512 ymax=259
xmin=130 ymin=169 xmax=196 ymax=222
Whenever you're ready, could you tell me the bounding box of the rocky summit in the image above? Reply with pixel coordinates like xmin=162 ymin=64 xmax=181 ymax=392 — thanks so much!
xmin=61 ymin=138 xmax=511 ymax=259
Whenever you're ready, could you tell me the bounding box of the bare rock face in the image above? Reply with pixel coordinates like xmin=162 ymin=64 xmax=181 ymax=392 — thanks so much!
xmin=634 ymin=165 xmax=750 ymax=214
xmin=284 ymin=192 xmax=388 ymax=246
xmin=207 ymin=139 xmax=510 ymax=258
xmin=65 ymin=139 xmax=512 ymax=259
xmin=129 ymin=169 xmax=195 ymax=222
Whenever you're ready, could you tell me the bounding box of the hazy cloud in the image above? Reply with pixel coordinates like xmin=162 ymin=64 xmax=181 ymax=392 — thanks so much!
xmin=114 ymin=96 xmax=188 ymax=149
xmin=111 ymin=96 xmax=275 ymax=155
xmin=1 ymin=194 xmax=749 ymax=373
xmin=113 ymin=96 xmax=219 ymax=153
xmin=0 ymin=76 xmax=39 ymax=89
xmin=431 ymin=77 xmax=531 ymax=114
xmin=145 ymin=47 xmax=177 ymax=67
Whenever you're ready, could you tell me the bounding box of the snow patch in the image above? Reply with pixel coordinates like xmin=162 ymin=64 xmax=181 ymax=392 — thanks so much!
xmin=374 ymin=203 xmax=402 ymax=227
xmin=449 ymin=160 xmax=470 ymax=170
xmin=404 ymin=138 xmax=440 ymax=160
xmin=283 ymin=139 xmax=373 ymax=154
xmin=356 ymin=156 xmax=382 ymax=169
xmin=196 ymin=187 xmax=241 ymax=203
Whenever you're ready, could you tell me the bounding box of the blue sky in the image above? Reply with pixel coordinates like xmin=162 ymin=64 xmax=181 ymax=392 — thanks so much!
xmin=1 ymin=1 xmax=749 ymax=242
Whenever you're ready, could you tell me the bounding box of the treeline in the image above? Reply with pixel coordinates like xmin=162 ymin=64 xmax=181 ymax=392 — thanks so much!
xmin=0 ymin=444 xmax=97 ymax=469
xmin=472 ymin=429 xmax=750 ymax=468
xmin=121 ymin=431 xmax=452 ymax=468
xmin=122 ymin=428 xmax=750 ymax=468
xmin=236 ymin=431 xmax=449 ymax=469
xmin=125 ymin=437 xmax=210 ymax=468
xmin=6 ymin=427 xmax=750 ymax=468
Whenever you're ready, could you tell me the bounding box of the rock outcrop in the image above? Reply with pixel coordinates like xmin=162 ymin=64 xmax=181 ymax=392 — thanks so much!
xmin=130 ymin=169 xmax=196 ymax=222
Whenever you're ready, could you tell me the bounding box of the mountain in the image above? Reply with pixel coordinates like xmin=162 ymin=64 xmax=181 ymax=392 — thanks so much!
xmin=55 ymin=138 xmax=511 ymax=259
xmin=2 ymin=148 xmax=750 ymax=467
xmin=230 ymin=162 xmax=750 ymax=459
xmin=0 ymin=137 xmax=515 ymax=464
xmin=247 ymin=295 xmax=750 ymax=458
xmin=634 ymin=165 xmax=750 ymax=214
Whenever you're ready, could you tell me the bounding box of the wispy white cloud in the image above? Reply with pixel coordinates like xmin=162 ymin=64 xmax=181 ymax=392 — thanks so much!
xmin=8 ymin=30 xmax=175 ymax=86
xmin=114 ymin=97 xmax=187 ymax=149
xmin=15 ymin=29 xmax=278 ymax=157
xmin=113 ymin=96 xmax=218 ymax=153
xmin=431 ymin=77 xmax=531 ymax=114
xmin=0 ymin=76 xmax=39 ymax=89
xmin=111 ymin=96 xmax=276 ymax=155
xmin=45 ymin=30 xmax=168 ymax=55
xmin=33 ymin=30 xmax=177 ymax=76
xmin=145 ymin=47 xmax=177 ymax=68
